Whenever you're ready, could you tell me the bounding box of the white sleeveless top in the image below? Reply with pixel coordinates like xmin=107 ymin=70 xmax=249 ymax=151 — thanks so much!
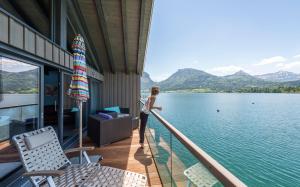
xmin=142 ymin=96 xmax=153 ymax=114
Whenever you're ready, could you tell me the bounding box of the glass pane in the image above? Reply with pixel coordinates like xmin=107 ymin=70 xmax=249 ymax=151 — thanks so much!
xmin=141 ymin=101 xmax=226 ymax=187
xmin=0 ymin=56 xmax=39 ymax=180
xmin=44 ymin=67 xmax=59 ymax=133
xmin=146 ymin=113 xmax=172 ymax=186
xmin=63 ymin=73 xmax=78 ymax=141
xmin=171 ymin=135 xmax=223 ymax=187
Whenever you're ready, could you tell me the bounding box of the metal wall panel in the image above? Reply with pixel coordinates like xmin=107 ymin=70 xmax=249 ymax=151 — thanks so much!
xmin=0 ymin=12 xmax=9 ymax=43
xmin=9 ymin=19 xmax=23 ymax=49
xmin=59 ymin=49 xmax=65 ymax=66
xmin=69 ymin=55 xmax=73 ymax=69
xmin=102 ymin=72 xmax=141 ymax=117
xmin=53 ymin=46 xmax=59 ymax=64
xmin=35 ymin=35 xmax=45 ymax=57
xmin=65 ymin=53 xmax=70 ymax=68
xmin=24 ymin=28 xmax=35 ymax=54
xmin=45 ymin=41 xmax=53 ymax=60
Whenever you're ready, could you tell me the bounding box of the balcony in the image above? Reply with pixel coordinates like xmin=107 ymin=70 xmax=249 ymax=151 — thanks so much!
xmin=61 ymin=101 xmax=248 ymax=187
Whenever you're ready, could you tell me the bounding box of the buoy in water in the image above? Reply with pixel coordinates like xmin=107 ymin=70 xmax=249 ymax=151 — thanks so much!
xmin=252 ymin=102 xmax=255 ymax=104
xmin=217 ymin=109 xmax=220 ymax=112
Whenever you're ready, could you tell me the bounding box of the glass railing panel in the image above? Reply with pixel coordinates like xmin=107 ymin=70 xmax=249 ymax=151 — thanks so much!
xmin=146 ymin=113 xmax=172 ymax=186
xmin=141 ymin=101 xmax=246 ymax=187
xmin=171 ymin=134 xmax=223 ymax=187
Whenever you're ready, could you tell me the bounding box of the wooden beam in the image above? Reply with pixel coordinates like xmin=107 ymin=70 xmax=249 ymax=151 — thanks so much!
xmin=57 ymin=0 xmax=67 ymax=49
xmin=94 ymin=0 xmax=116 ymax=73
xmin=136 ymin=0 xmax=154 ymax=74
xmin=67 ymin=0 xmax=102 ymax=73
xmin=49 ymin=0 xmax=67 ymax=46
xmin=136 ymin=0 xmax=146 ymax=74
xmin=121 ymin=0 xmax=129 ymax=74
xmin=49 ymin=0 xmax=55 ymax=41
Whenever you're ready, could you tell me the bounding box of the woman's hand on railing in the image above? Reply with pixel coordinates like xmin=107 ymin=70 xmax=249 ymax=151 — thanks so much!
xmin=152 ymin=106 xmax=162 ymax=111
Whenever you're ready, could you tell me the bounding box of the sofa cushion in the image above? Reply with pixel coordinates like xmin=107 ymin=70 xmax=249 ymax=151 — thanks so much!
xmin=98 ymin=112 xmax=113 ymax=120
xmin=24 ymin=131 xmax=53 ymax=150
xmin=104 ymin=106 xmax=121 ymax=113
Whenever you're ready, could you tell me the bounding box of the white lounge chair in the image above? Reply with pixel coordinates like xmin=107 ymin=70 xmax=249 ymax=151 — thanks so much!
xmin=13 ymin=126 xmax=147 ymax=187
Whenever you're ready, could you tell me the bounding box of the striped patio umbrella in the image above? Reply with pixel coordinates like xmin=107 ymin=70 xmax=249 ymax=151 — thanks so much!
xmin=67 ymin=34 xmax=89 ymax=163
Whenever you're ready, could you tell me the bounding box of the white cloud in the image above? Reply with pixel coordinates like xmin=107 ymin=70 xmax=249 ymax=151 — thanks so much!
xmin=277 ymin=61 xmax=300 ymax=72
xmin=254 ymin=56 xmax=287 ymax=66
xmin=1 ymin=57 xmax=38 ymax=72
xmin=293 ymin=54 xmax=300 ymax=58
xmin=276 ymin=63 xmax=285 ymax=68
xmin=206 ymin=65 xmax=244 ymax=76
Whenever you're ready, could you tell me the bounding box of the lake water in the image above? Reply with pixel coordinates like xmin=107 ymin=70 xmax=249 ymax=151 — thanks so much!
xmin=153 ymin=93 xmax=300 ymax=187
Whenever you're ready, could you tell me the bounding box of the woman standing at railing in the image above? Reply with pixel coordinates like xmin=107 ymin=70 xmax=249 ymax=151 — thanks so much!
xmin=140 ymin=86 xmax=162 ymax=148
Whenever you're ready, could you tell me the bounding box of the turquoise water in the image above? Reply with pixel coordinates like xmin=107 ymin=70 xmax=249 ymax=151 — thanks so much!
xmin=154 ymin=93 xmax=300 ymax=187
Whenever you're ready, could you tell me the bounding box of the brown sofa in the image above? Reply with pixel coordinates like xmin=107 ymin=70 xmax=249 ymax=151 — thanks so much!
xmin=87 ymin=114 xmax=133 ymax=147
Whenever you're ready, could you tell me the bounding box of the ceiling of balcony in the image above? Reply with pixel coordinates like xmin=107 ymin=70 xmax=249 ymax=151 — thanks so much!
xmin=0 ymin=0 xmax=154 ymax=74
xmin=73 ymin=0 xmax=154 ymax=74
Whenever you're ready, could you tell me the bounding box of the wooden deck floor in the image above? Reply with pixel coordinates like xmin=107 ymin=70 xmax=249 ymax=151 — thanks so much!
xmin=83 ymin=129 xmax=162 ymax=187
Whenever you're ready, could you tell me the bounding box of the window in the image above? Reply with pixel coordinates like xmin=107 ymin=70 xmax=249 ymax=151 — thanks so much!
xmin=0 ymin=57 xmax=40 ymax=180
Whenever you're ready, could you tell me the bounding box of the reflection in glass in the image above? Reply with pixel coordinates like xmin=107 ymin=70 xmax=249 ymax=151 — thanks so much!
xmin=0 ymin=56 xmax=39 ymax=180
xmin=63 ymin=73 xmax=78 ymax=141
xmin=44 ymin=67 xmax=59 ymax=133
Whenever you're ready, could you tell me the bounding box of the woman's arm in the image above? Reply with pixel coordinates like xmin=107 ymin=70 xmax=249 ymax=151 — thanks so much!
xmin=149 ymin=96 xmax=162 ymax=110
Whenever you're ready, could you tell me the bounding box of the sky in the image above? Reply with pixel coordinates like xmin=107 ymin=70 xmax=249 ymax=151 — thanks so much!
xmin=144 ymin=0 xmax=300 ymax=81
xmin=0 ymin=57 xmax=38 ymax=72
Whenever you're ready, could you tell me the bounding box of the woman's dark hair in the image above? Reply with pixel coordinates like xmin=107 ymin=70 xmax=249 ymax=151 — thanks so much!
xmin=151 ymin=86 xmax=160 ymax=96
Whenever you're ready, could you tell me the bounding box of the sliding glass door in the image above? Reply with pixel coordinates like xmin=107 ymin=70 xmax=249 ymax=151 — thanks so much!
xmin=0 ymin=56 xmax=40 ymax=180
xmin=44 ymin=66 xmax=59 ymax=133
xmin=63 ymin=73 xmax=78 ymax=141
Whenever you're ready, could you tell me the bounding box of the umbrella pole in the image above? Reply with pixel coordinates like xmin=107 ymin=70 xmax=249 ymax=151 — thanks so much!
xmin=79 ymin=101 xmax=83 ymax=164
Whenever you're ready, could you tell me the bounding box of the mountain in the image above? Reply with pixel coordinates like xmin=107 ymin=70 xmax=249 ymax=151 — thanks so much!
xmin=141 ymin=69 xmax=300 ymax=93
xmin=141 ymin=72 xmax=156 ymax=90
xmin=158 ymin=68 xmax=219 ymax=90
xmin=220 ymin=70 xmax=276 ymax=90
xmin=0 ymin=69 xmax=39 ymax=94
xmin=156 ymin=69 xmax=278 ymax=91
xmin=256 ymin=71 xmax=300 ymax=82
xmin=225 ymin=70 xmax=252 ymax=78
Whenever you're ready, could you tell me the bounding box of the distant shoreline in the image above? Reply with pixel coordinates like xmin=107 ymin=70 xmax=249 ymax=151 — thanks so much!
xmin=141 ymin=88 xmax=300 ymax=94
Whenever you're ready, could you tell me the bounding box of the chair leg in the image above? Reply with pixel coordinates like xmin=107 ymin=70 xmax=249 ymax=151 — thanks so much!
xmin=46 ymin=176 xmax=56 ymax=187
xmin=83 ymin=151 xmax=91 ymax=163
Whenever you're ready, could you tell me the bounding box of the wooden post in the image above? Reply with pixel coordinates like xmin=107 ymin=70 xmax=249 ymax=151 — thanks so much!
xmin=79 ymin=101 xmax=83 ymax=164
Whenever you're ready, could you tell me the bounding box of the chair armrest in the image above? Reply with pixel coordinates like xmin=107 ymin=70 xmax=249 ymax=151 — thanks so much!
xmin=64 ymin=146 xmax=95 ymax=154
xmin=23 ymin=170 xmax=64 ymax=177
